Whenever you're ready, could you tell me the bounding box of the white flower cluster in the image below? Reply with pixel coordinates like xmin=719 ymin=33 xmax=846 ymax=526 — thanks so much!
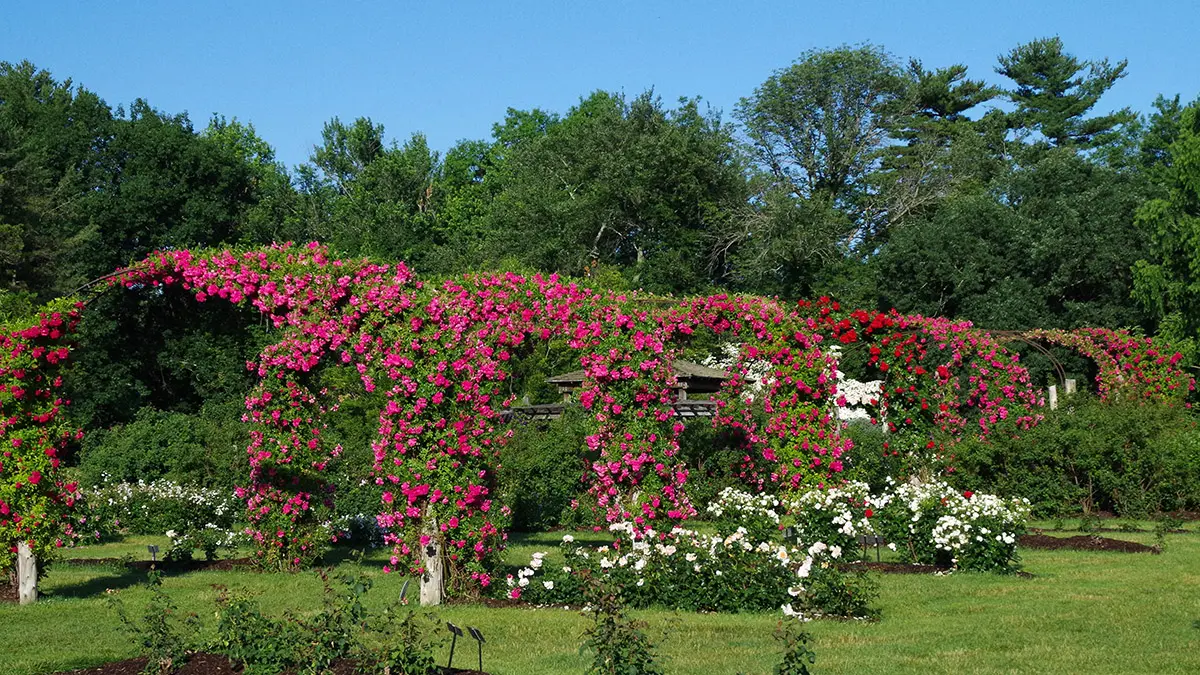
xmin=788 ymin=480 xmax=874 ymax=538
xmin=825 ymin=345 xmax=883 ymax=422
xmin=702 ymin=342 xmax=774 ymax=395
xmin=706 ymin=487 xmax=781 ymax=524
xmin=787 ymin=479 xmax=1029 ymax=571
xmin=89 ymin=476 xmax=237 ymax=517
xmin=167 ymin=522 xmax=239 ymax=548
xmin=507 ymin=519 xmax=841 ymax=610
xmin=886 ymin=479 xmax=1028 ymax=546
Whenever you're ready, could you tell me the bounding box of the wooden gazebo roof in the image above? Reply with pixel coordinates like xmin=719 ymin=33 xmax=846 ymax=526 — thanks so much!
xmin=503 ymin=359 xmax=735 ymax=422
xmin=546 ymin=359 xmax=732 ymax=395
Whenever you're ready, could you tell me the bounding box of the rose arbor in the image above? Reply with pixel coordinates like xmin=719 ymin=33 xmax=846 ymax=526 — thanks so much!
xmin=1 ymin=244 xmax=1190 ymax=604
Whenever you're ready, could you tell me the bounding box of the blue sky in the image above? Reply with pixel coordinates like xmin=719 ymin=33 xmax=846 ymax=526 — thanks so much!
xmin=4 ymin=1 xmax=1197 ymax=168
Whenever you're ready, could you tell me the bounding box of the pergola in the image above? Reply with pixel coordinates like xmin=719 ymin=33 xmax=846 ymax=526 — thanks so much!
xmin=503 ymin=359 xmax=734 ymax=421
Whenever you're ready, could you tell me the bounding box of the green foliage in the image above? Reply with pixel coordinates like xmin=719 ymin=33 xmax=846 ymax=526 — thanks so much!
xmin=77 ymin=477 xmax=239 ymax=541
xmin=805 ymin=566 xmax=879 ymax=621
xmin=77 ymin=404 xmax=245 ymax=490
xmin=210 ymin=563 xmax=441 ymax=675
xmin=580 ymin=578 xmax=665 ymax=675
xmin=842 ymin=420 xmax=906 ymax=490
xmin=737 ymin=44 xmax=908 ymax=205
xmin=771 ymin=617 xmax=817 ymax=675
xmin=1133 ymin=100 xmax=1200 ymax=338
xmin=370 ymin=608 xmax=441 ymax=675
xmin=876 ymin=149 xmax=1151 ymax=331
xmin=500 ymin=408 xmax=592 ymax=531
xmin=108 ymin=571 xmax=201 ymax=675
xmin=997 ymin=37 xmax=1135 ymax=150
xmin=211 ymin=587 xmax=306 ymax=675
xmin=482 ymin=90 xmax=747 ymax=294
xmin=954 ymin=397 xmax=1200 ymax=517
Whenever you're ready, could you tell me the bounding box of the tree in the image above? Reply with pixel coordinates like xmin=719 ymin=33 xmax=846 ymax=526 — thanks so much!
xmin=484 ymin=91 xmax=747 ymax=293
xmin=735 ymin=45 xmax=909 ymax=210
xmin=726 ymin=46 xmax=910 ymax=296
xmin=876 ymin=150 xmax=1151 ymax=331
xmin=71 ymin=100 xmax=267 ymax=281
xmin=203 ymin=115 xmax=304 ymax=246
xmin=1133 ymin=100 xmax=1200 ymax=338
xmin=872 ymin=60 xmax=1002 ymax=229
xmin=997 ymin=37 xmax=1135 ymax=150
xmin=310 ymin=116 xmax=386 ymax=194
xmin=0 ymin=60 xmax=112 ymax=299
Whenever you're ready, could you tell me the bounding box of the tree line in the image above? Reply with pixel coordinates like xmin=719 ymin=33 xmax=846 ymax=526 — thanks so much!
xmin=2 ymin=37 xmax=1199 ymax=471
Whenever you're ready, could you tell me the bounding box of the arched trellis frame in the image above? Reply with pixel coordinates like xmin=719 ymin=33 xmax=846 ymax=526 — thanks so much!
xmin=1 ymin=245 xmax=1192 ymax=598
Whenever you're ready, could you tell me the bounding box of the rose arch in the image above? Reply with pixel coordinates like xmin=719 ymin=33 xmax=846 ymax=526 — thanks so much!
xmin=1 ymin=244 xmax=1190 ymax=603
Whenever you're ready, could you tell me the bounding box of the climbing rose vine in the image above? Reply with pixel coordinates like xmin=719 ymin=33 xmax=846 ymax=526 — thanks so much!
xmin=0 ymin=246 xmax=1191 ymax=592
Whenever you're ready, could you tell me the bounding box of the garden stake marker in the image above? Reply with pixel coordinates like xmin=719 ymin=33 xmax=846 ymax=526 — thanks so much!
xmin=446 ymin=621 xmax=463 ymax=668
xmin=468 ymin=626 xmax=486 ymax=672
xmin=146 ymin=544 xmax=159 ymax=564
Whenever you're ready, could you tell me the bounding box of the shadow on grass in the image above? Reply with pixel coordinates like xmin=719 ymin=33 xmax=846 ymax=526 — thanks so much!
xmin=44 ymin=565 xmax=153 ymax=599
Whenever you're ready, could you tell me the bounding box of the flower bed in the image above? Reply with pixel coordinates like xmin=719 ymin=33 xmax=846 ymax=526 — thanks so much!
xmin=787 ymin=481 xmax=1030 ymax=573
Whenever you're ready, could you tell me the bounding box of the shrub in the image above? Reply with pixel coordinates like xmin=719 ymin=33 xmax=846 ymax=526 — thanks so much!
xmin=499 ymin=408 xmax=592 ymax=531
xmin=706 ymin=487 xmax=782 ymax=542
xmin=773 ymin=610 xmax=817 ymax=675
xmin=502 ymin=520 xmax=878 ymax=618
xmin=954 ymin=397 xmax=1200 ymax=517
xmin=108 ymin=571 xmax=202 ymax=675
xmin=785 ymin=481 xmax=1029 ymax=573
xmin=868 ymin=479 xmax=1029 ymax=572
xmin=76 ymin=403 xmax=246 ymax=491
xmin=210 ymin=563 xmax=441 ymax=675
xmin=165 ymin=524 xmax=239 ymax=562
xmin=580 ymin=577 xmax=664 ymax=675
xmin=75 ymin=477 xmax=240 ymax=542
xmin=787 ymin=481 xmax=873 ymax=556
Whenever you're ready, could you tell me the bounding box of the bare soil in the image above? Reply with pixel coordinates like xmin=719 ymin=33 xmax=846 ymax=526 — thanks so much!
xmin=51 ymin=653 xmax=487 ymax=674
xmin=1019 ymin=533 xmax=1159 ymax=554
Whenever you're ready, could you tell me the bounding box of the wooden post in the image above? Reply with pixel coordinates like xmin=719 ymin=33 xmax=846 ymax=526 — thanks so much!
xmin=1048 ymin=385 xmax=1058 ymax=410
xmin=420 ymin=510 xmax=444 ymax=606
xmin=17 ymin=542 xmax=37 ymax=605
xmin=1065 ymin=379 xmax=1077 ymax=396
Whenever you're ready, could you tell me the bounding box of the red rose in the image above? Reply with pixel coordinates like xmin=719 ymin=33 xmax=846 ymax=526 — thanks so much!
xmin=864 ymin=509 xmax=874 ymax=518
xmin=963 ymin=491 xmax=974 ymax=499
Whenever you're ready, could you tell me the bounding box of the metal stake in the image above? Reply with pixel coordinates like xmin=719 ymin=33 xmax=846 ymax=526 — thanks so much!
xmin=446 ymin=621 xmax=463 ymax=668
xmin=468 ymin=626 xmax=486 ymax=672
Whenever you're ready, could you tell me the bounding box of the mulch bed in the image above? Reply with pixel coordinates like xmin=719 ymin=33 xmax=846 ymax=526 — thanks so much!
xmin=62 ymin=557 xmax=256 ymax=572
xmin=52 ymin=653 xmax=487 ymax=674
xmin=1019 ymin=533 xmax=1159 ymax=554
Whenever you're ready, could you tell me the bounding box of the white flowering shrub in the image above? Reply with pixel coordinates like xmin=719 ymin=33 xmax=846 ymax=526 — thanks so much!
xmin=165 ymin=523 xmax=241 ymax=561
xmin=74 ymin=476 xmax=240 ymax=544
xmin=786 ymin=481 xmax=874 ymax=556
xmin=706 ymin=487 xmax=782 ymax=541
xmin=500 ymin=522 xmax=877 ymax=617
xmin=863 ymin=479 xmax=1029 ymax=572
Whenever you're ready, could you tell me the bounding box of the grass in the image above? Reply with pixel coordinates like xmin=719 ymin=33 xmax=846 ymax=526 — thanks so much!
xmin=2 ymin=523 xmax=1198 ymax=674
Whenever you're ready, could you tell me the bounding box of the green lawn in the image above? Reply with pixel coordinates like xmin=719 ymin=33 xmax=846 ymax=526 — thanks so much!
xmin=3 ymin=524 xmax=1198 ymax=674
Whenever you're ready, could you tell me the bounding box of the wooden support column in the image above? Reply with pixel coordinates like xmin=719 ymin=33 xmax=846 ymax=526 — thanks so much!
xmin=17 ymin=542 xmax=37 ymax=605
xmin=1048 ymin=385 xmax=1058 ymax=410
xmin=1064 ymin=379 xmax=1077 ymax=396
xmin=420 ymin=509 xmax=444 ymax=606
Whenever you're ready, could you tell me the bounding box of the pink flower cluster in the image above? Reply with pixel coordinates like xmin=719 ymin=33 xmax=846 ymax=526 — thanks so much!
xmin=2 ymin=245 xmax=1193 ymax=590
